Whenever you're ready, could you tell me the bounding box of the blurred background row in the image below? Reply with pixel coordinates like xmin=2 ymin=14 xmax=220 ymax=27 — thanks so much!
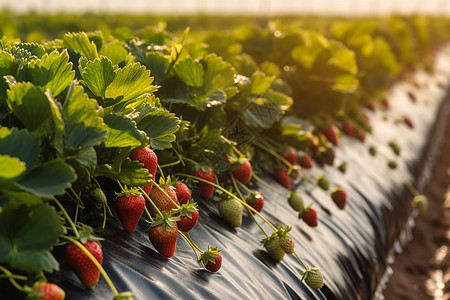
xmin=2 ymin=0 xmax=450 ymax=15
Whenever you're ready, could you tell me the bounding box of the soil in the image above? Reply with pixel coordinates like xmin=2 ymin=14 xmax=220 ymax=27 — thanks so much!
xmin=382 ymin=97 xmax=450 ymax=299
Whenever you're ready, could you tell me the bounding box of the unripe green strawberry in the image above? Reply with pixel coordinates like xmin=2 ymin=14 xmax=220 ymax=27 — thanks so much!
xmin=288 ymin=191 xmax=305 ymax=212
xmin=338 ymin=162 xmax=347 ymax=173
xmin=302 ymin=268 xmax=324 ymax=289
xmin=279 ymin=234 xmax=295 ymax=254
xmin=388 ymin=140 xmax=401 ymax=156
xmin=368 ymin=145 xmax=377 ymax=156
xmin=262 ymin=235 xmax=285 ymax=262
xmin=317 ymin=176 xmax=330 ymax=191
xmin=218 ymin=198 xmax=243 ymax=227
xmin=388 ymin=160 xmax=397 ymax=169
xmin=412 ymin=194 xmax=428 ymax=214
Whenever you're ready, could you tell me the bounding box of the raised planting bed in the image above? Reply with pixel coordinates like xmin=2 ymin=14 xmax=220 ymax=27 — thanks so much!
xmin=1 ymin=16 xmax=450 ymax=300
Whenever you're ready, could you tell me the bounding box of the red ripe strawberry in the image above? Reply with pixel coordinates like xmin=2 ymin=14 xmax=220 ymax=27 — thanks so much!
xmin=205 ymin=253 xmax=222 ymax=273
xmin=65 ymin=240 xmax=103 ymax=287
xmin=175 ymin=201 xmax=199 ymax=232
xmin=173 ymin=182 xmax=191 ymax=205
xmin=148 ymin=213 xmax=179 ymax=258
xmin=341 ymin=121 xmax=355 ymax=137
xmin=323 ymin=124 xmax=339 ymax=146
xmin=354 ymin=129 xmax=366 ymax=142
xmin=403 ymin=116 xmax=414 ymax=129
xmin=199 ymin=246 xmax=222 ymax=273
xmin=274 ymin=168 xmax=291 ymax=190
xmin=301 ymin=208 xmax=318 ymax=227
xmin=192 ymin=167 xmax=216 ymax=199
xmin=129 ymin=147 xmax=158 ymax=194
xmin=381 ymin=98 xmax=390 ymax=110
xmin=298 ymin=154 xmax=313 ymax=169
xmin=331 ymin=188 xmax=347 ymax=210
xmin=231 ymin=159 xmax=252 ymax=184
xmin=115 ymin=192 xmax=145 ymax=233
xmin=282 ymin=147 xmax=297 ymax=165
xmin=34 ymin=283 xmax=65 ymax=300
xmin=407 ymin=91 xmax=416 ymax=102
xmin=149 ymin=185 xmax=179 ymax=213
xmin=245 ymin=191 xmax=264 ymax=213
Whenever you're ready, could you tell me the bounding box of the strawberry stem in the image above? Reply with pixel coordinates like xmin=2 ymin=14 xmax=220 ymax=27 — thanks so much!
xmin=159 ymin=160 xmax=182 ymax=168
xmin=137 ymin=186 xmax=163 ymax=218
xmin=230 ymin=175 xmax=269 ymax=237
xmin=69 ymin=186 xmax=85 ymax=208
xmin=253 ymin=141 xmax=296 ymax=171
xmin=175 ymin=173 xmax=277 ymax=231
xmin=0 ymin=265 xmax=27 ymax=292
xmin=157 ymin=165 xmax=165 ymax=178
xmin=178 ymin=231 xmax=200 ymax=261
xmin=52 ymin=198 xmax=80 ymax=240
xmin=293 ymin=251 xmax=309 ymax=271
xmin=62 ymin=236 xmax=119 ymax=296
xmin=252 ymin=173 xmax=289 ymax=198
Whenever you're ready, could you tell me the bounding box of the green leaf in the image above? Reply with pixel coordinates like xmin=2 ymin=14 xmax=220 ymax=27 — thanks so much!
xmin=0 ymin=204 xmax=63 ymax=273
xmin=0 ymin=127 xmax=40 ymax=179
xmin=16 ymin=42 xmax=46 ymax=58
xmin=0 ymin=155 xmax=25 ymax=179
xmin=62 ymin=83 xmax=108 ymax=149
xmin=6 ymin=80 xmax=52 ymax=132
xmin=174 ymin=58 xmax=204 ymax=87
xmin=145 ymin=52 xmax=170 ymax=83
xmin=99 ymin=41 xmax=129 ymax=66
xmin=96 ymin=159 xmax=151 ymax=187
xmin=291 ymin=44 xmax=322 ymax=69
xmin=23 ymin=50 xmax=75 ymax=97
xmin=202 ymin=53 xmax=236 ymax=97
xmin=103 ymin=113 xmax=146 ymax=148
xmin=327 ymin=40 xmax=358 ymax=75
xmin=250 ymin=71 xmax=275 ymax=94
xmin=137 ymin=107 xmax=180 ymax=149
xmin=0 ymin=51 xmax=19 ymax=97
xmin=80 ymin=56 xmax=156 ymax=107
xmin=79 ymin=56 xmax=115 ymax=99
xmin=280 ymin=116 xmax=314 ymax=150
xmin=63 ymin=32 xmax=99 ymax=60
xmin=18 ymin=159 xmax=76 ymax=198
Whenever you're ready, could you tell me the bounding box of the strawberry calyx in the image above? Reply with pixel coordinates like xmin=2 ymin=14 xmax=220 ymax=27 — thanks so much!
xmin=173 ymin=199 xmax=198 ymax=217
xmin=298 ymin=204 xmax=313 ymax=218
xmin=198 ymin=246 xmax=221 ymax=266
xmin=115 ymin=186 xmax=141 ymax=198
xmin=244 ymin=191 xmax=262 ymax=205
xmin=157 ymin=175 xmax=177 ymax=187
xmin=150 ymin=211 xmax=180 ymax=229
